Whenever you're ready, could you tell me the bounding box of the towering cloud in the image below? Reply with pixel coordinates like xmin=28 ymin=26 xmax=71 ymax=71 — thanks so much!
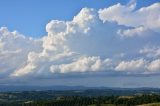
xmin=0 ymin=1 xmax=160 ymax=84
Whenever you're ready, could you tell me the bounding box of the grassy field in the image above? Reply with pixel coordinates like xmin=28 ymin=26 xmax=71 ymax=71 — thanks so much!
xmin=137 ymin=103 xmax=160 ymax=106
xmin=89 ymin=103 xmax=160 ymax=106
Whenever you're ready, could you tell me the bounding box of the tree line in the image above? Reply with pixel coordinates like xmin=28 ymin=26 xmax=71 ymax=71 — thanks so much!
xmin=1 ymin=94 xmax=160 ymax=106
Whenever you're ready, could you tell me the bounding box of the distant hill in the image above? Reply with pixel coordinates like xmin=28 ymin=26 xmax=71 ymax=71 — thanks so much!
xmin=0 ymin=85 xmax=160 ymax=96
xmin=0 ymin=85 xmax=88 ymax=92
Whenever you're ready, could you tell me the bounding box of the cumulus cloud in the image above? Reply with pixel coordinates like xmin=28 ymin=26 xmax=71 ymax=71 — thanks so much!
xmin=147 ymin=59 xmax=160 ymax=72
xmin=117 ymin=26 xmax=151 ymax=38
xmin=99 ymin=2 xmax=160 ymax=32
xmin=11 ymin=8 xmax=102 ymax=77
xmin=0 ymin=27 xmax=42 ymax=78
xmin=50 ymin=56 xmax=112 ymax=73
xmin=0 ymin=1 xmax=160 ymax=83
xmin=139 ymin=46 xmax=160 ymax=58
xmin=115 ymin=59 xmax=160 ymax=73
xmin=115 ymin=59 xmax=146 ymax=72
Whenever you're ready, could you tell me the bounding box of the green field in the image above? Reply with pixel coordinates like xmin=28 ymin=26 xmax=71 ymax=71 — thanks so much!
xmin=1 ymin=90 xmax=160 ymax=106
xmin=138 ymin=103 xmax=160 ymax=106
xmin=89 ymin=103 xmax=160 ymax=106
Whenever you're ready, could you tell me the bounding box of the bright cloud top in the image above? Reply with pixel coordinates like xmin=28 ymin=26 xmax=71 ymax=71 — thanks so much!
xmin=99 ymin=2 xmax=160 ymax=32
xmin=0 ymin=2 xmax=160 ymax=82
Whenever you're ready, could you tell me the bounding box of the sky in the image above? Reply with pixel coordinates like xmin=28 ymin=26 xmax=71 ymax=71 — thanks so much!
xmin=0 ymin=0 xmax=160 ymax=88
xmin=0 ymin=0 xmax=159 ymax=37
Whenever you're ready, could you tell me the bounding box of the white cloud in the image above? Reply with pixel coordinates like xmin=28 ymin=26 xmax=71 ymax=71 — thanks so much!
xmin=115 ymin=59 xmax=146 ymax=72
xmin=46 ymin=20 xmax=67 ymax=35
xmin=11 ymin=8 xmax=111 ymax=77
xmin=139 ymin=46 xmax=160 ymax=58
xmin=147 ymin=59 xmax=160 ymax=72
xmin=73 ymin=8 xmax=99 ymax=28
xmin=0 ymin=27 xmax=42 ymax=77
xmin=99 ymin=3 xmax=160 ymax=32
xmin=117 ymin=26 xmax=150 ymax=38
xmin=115 ymin=58 xmax=160 ymax=74
xmin=1 ymin=1 xmax=160 ymax=82
xmin=50 ymin=56 xmax=112 ymax=73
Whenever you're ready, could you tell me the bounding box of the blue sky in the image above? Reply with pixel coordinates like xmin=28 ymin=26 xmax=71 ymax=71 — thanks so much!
xmin=0 ymin=0 xmax=159 ymax=37
xmin=0 ymin=0 xmax=160 ymax=87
